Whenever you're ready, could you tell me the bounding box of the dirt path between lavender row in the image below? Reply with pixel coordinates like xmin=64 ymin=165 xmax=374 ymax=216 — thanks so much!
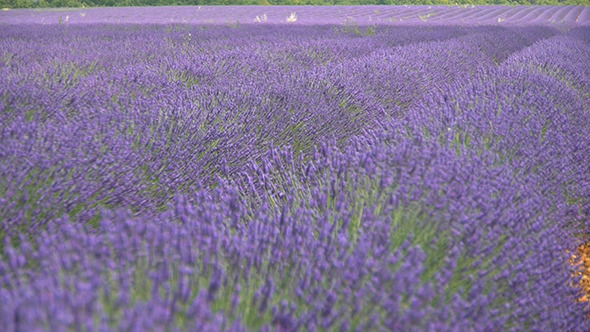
xmin=572 ymin=242 xmax=590 ymax=311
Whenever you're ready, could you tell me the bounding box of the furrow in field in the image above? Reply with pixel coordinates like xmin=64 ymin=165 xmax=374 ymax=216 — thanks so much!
xmin=549 ymin=6 xmax=577 ymax=23
xmin=562 ymin=6 xmax=584 ymax=24
xmin=518 ymin=6 xmax=551 ymax=22
xmin=384 ymin=6 xmax=431 ymax=22
xmin=434 ymin=7 xmax=482 ymax=22
xmin=532 ymin=6 xmax=561 ymax=23
xmin=459 ymin=7 xmax=509 ymax=22
xmin=578 ymin=7 xmax=590 ymax=25
xmin=429 ymin=6 xmax=465 ymax=21
xmin=470 ymin=7 xmax=512 ymax=23
xmin=497 ymin=6 xmax=528 ymax=22
xmin=504 ymin=6 xmax=538 ymax=22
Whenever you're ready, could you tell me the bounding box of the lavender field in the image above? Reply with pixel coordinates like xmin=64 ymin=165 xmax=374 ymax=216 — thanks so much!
xmin=1 ymin=6 xmax=590 ymax=331
xmin=2 ymin=5 xmax=590 ymax=25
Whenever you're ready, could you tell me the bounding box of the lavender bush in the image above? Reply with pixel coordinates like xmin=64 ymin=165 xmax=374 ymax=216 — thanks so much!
xmin=1 ymin=8 xmax=590 ymax=331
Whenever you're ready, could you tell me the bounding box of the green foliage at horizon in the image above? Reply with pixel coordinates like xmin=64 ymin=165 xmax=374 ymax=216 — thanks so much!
xmin=1 ymin=0 xmax=588 ymax=10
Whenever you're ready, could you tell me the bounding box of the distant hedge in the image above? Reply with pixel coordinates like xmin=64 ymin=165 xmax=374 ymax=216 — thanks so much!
xmin=1 ymin=0 xmax=588 ymax=9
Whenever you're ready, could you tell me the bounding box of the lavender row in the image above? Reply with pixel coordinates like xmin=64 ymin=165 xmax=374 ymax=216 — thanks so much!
xmin=2 ymin=6 xmax=590 ymax=26
xmin=1 ymin=23 xmax=590 ymax=330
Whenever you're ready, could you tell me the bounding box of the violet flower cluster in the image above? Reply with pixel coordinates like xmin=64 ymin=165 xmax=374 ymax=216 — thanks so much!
xmin=1 ymin=21 xmax=589 ymax=331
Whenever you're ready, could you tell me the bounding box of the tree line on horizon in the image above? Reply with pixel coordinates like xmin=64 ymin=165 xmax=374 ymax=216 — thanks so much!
xmin=2 ymin=0 xmax=588 ymax=9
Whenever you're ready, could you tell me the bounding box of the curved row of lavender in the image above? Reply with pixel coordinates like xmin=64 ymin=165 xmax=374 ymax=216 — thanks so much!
xmin=1 ymin=19 xmax=590 ymax=331
xmin=1 ymin=5 xmax=590 ymax=26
